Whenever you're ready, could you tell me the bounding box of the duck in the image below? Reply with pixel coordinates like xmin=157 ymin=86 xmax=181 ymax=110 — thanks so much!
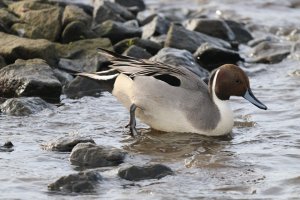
xmin=77 ymin=48 xmax=267 ymax=137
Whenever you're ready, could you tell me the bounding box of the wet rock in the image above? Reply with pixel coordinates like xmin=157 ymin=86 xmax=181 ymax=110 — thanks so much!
xmin=165 ymin=24 xmax=231 ymax=53
xmin=247 ymin=36 xmax=275 ymax=47
xmin=48 ymin=171 xmax=102 ymax=193
xmin=290 ymin=42 xmax=300 ymax=60
xmin=93 ymin=0 xmax=135 ymax=24
xmin=0 ymin=141 xmax=14 ymax=152
xmin=62 ymin=5 xmax=92 ymax=28
xmin=112 ymin=0 xmax=145 ymax=11
xmin=93 ymin=20 xmax=142 ymax=44
xmin=114 ymin=37 xmax=162 ymax=55
xmin=194 ymin=43 xmax=243 ymax=71
xmin=42 ymin=136 xmax=95 ymax=152
xmin=123 ymin=45 xmax=152 ymax=59
xmin=0 ymin=97 xmax=53 ymax=116
xmin=61 ymin=21 xmax=94 ymax=43
xmin=9 ymin=1 xmax=62 ymax=41
xmin=247 ymin=41 xmax=291 ymax=64
xmin=142 ymin=16 xmax=170 ymax=39
xmin=0 ymin=59 xmax=62 ymax=102
xmin=70 ymin=143 xmax=126 ymax=168
xmin=150 ymin=47 xmax=209 ymax=78
xmin=0 ymin=32 xmax=57 ymax=66
xmin=225 ymin=20 xmax=253 ymax=44
xmin=118 ymin=164 xmax=173 ymax=181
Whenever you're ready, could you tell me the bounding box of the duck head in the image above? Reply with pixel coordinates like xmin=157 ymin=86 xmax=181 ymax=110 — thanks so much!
xmin=209 ymin=64 xmax=267 ymax=110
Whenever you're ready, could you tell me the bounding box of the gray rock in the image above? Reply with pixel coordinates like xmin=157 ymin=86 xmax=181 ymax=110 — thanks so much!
xmin=0 ymin=97 xmax=53 ymax=116
xmin=149 ymin=34 xmax=167 ymax=46
xmin=0 ymin=32 xmax=57 ymax=66
xmin=150 ymin=47 xmax=209 ymax=78
xmin=112 ymin=0 xmax=146 ymax=11
xmin=247 ymin=41 xmax=290 ymax=64
xmin=93 ymin=20 xmax=142 ymax=44
xmin=136 ymin=11 xmax=157 ymax=26
xmin=114 ymin=37 xmax=162 ymax=55
xmin=165 ymin=24 xmax=231 ymax=53
xmin=9 ymin=1 xmax=62 ymax=41
xmin=61 ymin=21 xmax=92 ymax=43
xmin=123 ymin=19 xmax=140 ymax=28
xmin=70 ymin=143 xmax=126 ymax=168
xmin=193 ymin=43 xmax=243 ymax=71
xmin=118 ymin=164 xmax=173 ymax=181
xmin=225 ymin=20 xmax=253 ymax=44
xmin=142 ymin=16 xmax=170 ymax=39
xmin=42 ymin=136 xmax=95 ymax=152
xmin=48 ymin=171 xmax=102 ymax=193
xmin=62 ymin=5 xmax=92 ymax=27
xmin=0 ymin=59 xmax=62 ymax=102
xmin=0 ymin=141 xmax=14 ymax=152
xmin=290 ymin=42 xmax=300 ymax=60
xmin=53 ymin=68 xmax=74 ymax=86
xmin=93 ymin=0 xmax=135 ymax=24
xmin=247 ymin=36 xmax=274 ymax=47
xmin=122 ymin=45 xmax=152 ymax=59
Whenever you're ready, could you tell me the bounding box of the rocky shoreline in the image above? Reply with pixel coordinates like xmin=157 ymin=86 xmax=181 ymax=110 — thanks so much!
xmin=0 ymin=0 xmax=298 ymax=195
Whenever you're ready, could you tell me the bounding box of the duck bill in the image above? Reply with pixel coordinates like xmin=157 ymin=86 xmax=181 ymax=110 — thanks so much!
xmin=243 ymin=89 xmax=267 ymax=110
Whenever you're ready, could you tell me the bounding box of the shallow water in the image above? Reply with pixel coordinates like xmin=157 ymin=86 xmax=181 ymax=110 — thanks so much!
xmin=1 ymin=0 xmax=300 ymax=199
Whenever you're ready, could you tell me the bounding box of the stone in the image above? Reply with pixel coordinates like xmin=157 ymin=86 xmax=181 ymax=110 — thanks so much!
xmin=70 ymin=143 xmax=126 ymax=168
xmin=0 ymin=141 xmax=14 ymax=152
xmin=61 ymin=21 xmax=90 ymax=43
xmin=9 ymin=1 xmax=62 ymax=41
xmin=112 ymin=0 xmax=146 ymax=11
xmin=165 ymin=24 xmax=231 ymax=53
xmin=118 ymin=164 xmax=173 ymax=181
xmin=93 ymin=0 xmax=135 ymax=24
xmin=0 ymin=32 xmax=57 ymax=66
xmin=114 ymin=37 xmax=162 ymax=55
xmin=136 ymin=11 xmax=156 ymax=26
xmin=93 ymin=20 xmax=142 ymax=44
xmin=0 ymin=59 xmax=62 ymax=102
xmin=142 ymin=16 xmax=170 ymax=39
xmin=0 ymin=97 xmax=53 ymax=116
xmin=48 ymin=171 xmax=102 ymax=193
xmin=0 ymin=56 xmax=6 ymax=69
xmin=123 ymin=45 xmax=152 ymax=59
xmin=0 ymin=8 xmax=19 ymax=28
xmin=42 ymin=136 xmax=95 ymax=152
xmin=53 ymin=68 xmax=74 ymax=86
xmin=62 ymin=5 xmax=92 ymax=27
xmin=225 ymin=20 xmax=253 ymax=44
xmin=193 ymin=43 xmax=243 ymax=71
xmin=150 ymin=47 xmax=209 ymax=78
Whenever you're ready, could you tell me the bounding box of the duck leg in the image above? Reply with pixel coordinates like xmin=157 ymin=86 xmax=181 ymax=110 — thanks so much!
xmin=126 ymin=104 xmax=138 ymax=137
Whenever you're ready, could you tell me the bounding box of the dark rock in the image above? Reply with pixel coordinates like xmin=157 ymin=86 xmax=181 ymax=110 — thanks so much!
xmin=93 ymin=20 xmax=142 ymax=44
xmin=9 ymin=1 xmax=62 ymax=41
xmin=185 ymin=19 xmax=235 ymax=42
xmin=53 ymin=68 xmax=74 ymax=86
xmin=225 ymin=20 xmax=253 ymax=44
xmin=114 ymin=37 xmax=162 ymax=55
xmin=0 ymin=32 xmax=57 ymax=66
xmin=165 ymin=24 xmax=231 ymax=53
xmin=118 ymin=164 xmax=173 ymax=181
xmin=150 ymin=47 xmax=209 ymax=78
xmin=0 ymin=97 xmax=53 ymax=116
xmin=123 ymin=45 xmax=152 ymax=59
xmin=93 ymin=0 xmax=135 ymax=24
xmin=136 ymin=11 xmax=156 ymax=26
xmin=123 ymin=19 xmax=140 ymax=28
xmin=149 ymin=34 xmax=167 ymax=46
xmin=70 ymin=143 xmax=126 ymax=168
xmin=247 ymin=41 xmax=290 ymax=64
xmin=48 ymin=171 xmax=102 ymax=193
xmin=112 ymin=0 xmax=146 ymax=11
xmin=142 ymin=16 xmax=170 ymax=39
xmin=3 ymin=141 xmax=13 ymax=148
xmin=61 ymin=21 xmax=91 ymax=43
xmin=0 ymin=55 xmax=6 ymax=69
xmin=0 ymin=141 xmax=14 ymax=152
xmin=193 ymin=43 xmax=243 ymax=71
xmin=0 ymin=8 xmax=19 ymax=28
xmin=247 ymin=36 xmax=276 ymax=47
xmin=42 ymin=136 xmax=95 ymax=152
xmin=62 ymin=5 xmax=92 ymax=27
xmin=0 ymin=59 xmax=62 ymax=102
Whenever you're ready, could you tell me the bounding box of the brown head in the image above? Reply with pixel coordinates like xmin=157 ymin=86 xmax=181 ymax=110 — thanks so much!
xmin=209 ymin=64 xmax=267 ymax=110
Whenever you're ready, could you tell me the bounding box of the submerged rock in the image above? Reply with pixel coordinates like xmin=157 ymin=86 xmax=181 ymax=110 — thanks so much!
xmin=0 ymin=97 xmax=53 ymax=116
xmin=42 ymin=136 xmax=95 ymax=152
xmin=118 ymin=164 xmax=174 ymax=181
xmin=123 ymin=45 xmax=152 ymax=59
xmin=70 ymin=143 xmax=126 ymax=168
xmin=0 ymin=141 xmax=14 ymax=152
xmin=48 ymin=171 xmax=102 ymax=193
xmin=0 ymin=59 xmax=62 ymax=102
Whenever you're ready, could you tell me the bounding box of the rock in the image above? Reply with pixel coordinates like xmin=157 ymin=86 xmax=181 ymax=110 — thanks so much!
xmin=165 ymin=24 xmax=231 ymax=53
xmin=123 ymin=19 xmax=140 ymax=28
xmin=118 ymin=164 xmax=173 ymax=181
xmin=48 ymin=171 xmax=102 ymax=193
xmin=0 ymin=32 xmax=57 ymax=66
xmin=61 ymin=21 xmax=92 ymax=43
xmin=114 ymin=37 xmax=162 ymax=55
xmin=93 ymin=0 xmax=135 ymax=24
xmin=42 ymin=136 xmax=95 ymax=152
xmin=9 ymin=1 xmax=62 ymax=41
xmin=0 ymin=141 xmax=14 ymax=152
xmin=247 ymin=41 xmax=290 ymax=64
xmin=53 ymin=68 xmax=74 ymax=86
xmin=290 ymin=42 xmax=300 ymax=60
xmin=0 ymin=59 xmax=62 ymax=102
xmin=112 ymin=0 xmax=146 ymax=11
xmin=142 ymin=16 xmax=170 ymax=39
xmin=193 ymin=43 xmax=243 ymax=71
xmin=0 ymin=55 xmax=6 ymax=69
xmin=225 ymin=20 xmax=253 ymax=44
xmin=62 ymin=5 xmax=92 ymax=27
xmin=123 ymin=45 xmax=152 ymax=59
xmin=70 ymin=143 xmax=126 ymax=168
xmin=136 ymin=11 xmax=157 ymax=26
xmin=0 ymin=8 xmax=19 ymax=28
xmin=150 ymin=47 xmax=209 ymax=78
xmin=149 ymin=34 xmax=167 ymax=46
xmin=0 ymin=97 xmax=53 ymax=116
xmin=247 ymin=36 xmax=275 ymax=47
xmin=93 ymin=20 xmax=142 ymax=44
